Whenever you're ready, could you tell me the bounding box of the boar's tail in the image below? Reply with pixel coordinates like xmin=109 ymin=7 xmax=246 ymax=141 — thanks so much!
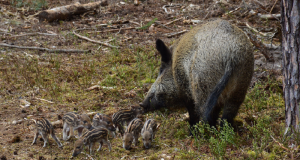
xmin=204 ymin=66 xmax=233 ymax=120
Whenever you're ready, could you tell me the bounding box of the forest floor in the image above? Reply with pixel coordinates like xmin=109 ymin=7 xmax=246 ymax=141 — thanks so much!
xmin=0 ymin=0 xmax=294 ymax=159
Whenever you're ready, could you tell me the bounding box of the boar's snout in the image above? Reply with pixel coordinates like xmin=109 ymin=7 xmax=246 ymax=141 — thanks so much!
xmin=139 ymin=102 xmax=145 ymax=110
xmin=72 ymin=151 xmax=80 ymax=157
xmin=109 ymin=125 xmax=116 ymax=131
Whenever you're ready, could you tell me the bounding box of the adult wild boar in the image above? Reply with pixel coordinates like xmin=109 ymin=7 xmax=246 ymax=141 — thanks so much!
xmin=140 ymin=19 xmax=254 ymax=130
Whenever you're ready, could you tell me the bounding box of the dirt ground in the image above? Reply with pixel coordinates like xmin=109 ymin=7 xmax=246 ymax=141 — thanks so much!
xmin=0 ymin=0 xmax=283 ymax=159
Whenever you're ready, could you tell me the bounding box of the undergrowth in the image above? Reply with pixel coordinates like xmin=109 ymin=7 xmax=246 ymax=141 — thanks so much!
xmin=0 ymin=42 xmax=293 ymax=159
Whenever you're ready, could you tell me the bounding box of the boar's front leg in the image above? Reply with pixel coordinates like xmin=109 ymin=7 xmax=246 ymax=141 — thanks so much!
xmin=186 ymin=103 xmax=201 ymax=136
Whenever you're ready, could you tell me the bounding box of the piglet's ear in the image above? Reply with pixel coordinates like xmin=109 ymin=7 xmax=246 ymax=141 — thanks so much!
xmin=156 ymin=39 xmax=172 ymax=63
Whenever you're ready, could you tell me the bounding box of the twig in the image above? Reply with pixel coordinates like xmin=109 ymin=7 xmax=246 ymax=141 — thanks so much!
xmin=129 ymin=21 xmax=140 ymax=26
xmin=245 ymin=22 xmax=269 ymax=37
xmin=270 ymin=135 xmax=289 ymax=151
xmin=0 ymin=43 xmax=90 ymax=53
xmin=270 ymin=135 xmax=294 ymax=160
xmin=34 ymin=97 xmax=54 ymax=104
xmin=87 ymin=27 xmax=135 ymax=34
xmin=0 ymin=28 xmax=9 ymax=32
xmin=164 ymin=30 xmax=188 ymax=38
xmin=258 ymin=13 xmax=281 ymax=20
xmin=105 ymin=38 xmax=116 ymax=43
xmin=154 ymin=22 xmax=174 ymax=31
xmin=72 ymin=31 xmax=119 ymax=48
xmin=269 ymin=0 xmax=279 ymax=14
xmin=122 ymin=37 xmax=132 ymax=42
xmin=225 ymin=7 xmax=241 ymax=15
xmin=245 ymin=30 xmax=274 ymax=62
xmin=8 ymin=32 xmax=58 ymax=38
xmin=165 ymin=17 xmax=183 ymax=26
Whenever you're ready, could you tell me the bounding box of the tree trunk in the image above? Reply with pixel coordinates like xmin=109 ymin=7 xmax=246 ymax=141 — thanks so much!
xmin=281 ymin=0 xmax=300 ymax=134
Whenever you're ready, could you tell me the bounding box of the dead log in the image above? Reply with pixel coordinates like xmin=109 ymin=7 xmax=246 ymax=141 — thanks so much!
xmin=37 ymin=0 xmax=108 ymax=22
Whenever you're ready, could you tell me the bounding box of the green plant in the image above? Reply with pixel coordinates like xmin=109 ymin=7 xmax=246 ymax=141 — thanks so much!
xmin=208 ymin=120 xmax=236 ymax=160
xmin=137 ymin=18 xmax=158 ymax=30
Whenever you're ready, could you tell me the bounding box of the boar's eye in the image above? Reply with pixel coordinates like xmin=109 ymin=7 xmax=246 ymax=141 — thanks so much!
xmin=149 ymin=138 xmax=151 ymax=141
xmin=83 ymin=121 xmax=87 ymax=123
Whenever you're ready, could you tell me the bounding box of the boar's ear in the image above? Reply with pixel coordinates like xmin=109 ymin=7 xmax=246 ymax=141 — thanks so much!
xmin=156 ymin=39 xmax=172 ymax=63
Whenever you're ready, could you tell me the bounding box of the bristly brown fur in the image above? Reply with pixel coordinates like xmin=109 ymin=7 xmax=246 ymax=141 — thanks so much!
xmin=140 ymin=19 xmax=254 ymax=133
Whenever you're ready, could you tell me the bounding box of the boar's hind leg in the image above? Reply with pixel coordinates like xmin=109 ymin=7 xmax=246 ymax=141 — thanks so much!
xmin=221 ymin=91 xmax=246 ymax=127
xmin=206 ymin=103 xmax=223 ymax=127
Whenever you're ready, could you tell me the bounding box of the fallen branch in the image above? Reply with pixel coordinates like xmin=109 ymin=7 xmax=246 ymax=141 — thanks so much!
xmin=269 ymin=0 xmax=279 ymax=14
xmin=165 ymin=17 xmax=183 ymax=26
xmin=270 ymin=135 xmax=294 ymax=160
xmin=87 ymin=27 xmax=136 ymax=34
xmin=258 ymin=13 xmax=281 ymax=20
xmin=129 ymin=21 xmax=140 ymax=26
xmin=34 ymin=97 xmax=54 ymax=104
xmin=164 ymin=30 xmax=188 ymax=38
xmin=0 ymin=28 xmax=9 ymax=33
xmin=154 ymin=22 xmax=174 ymax=31
xmin=270 ymin=135 xmax=289 ymax=151
xmin=8 ymin=32 xmax=58 ymax=38
xmin=122 ymin=37 xmax=132 ymax=42
xmin=37 ymin=0 xmax=108 ymax=22
xmin=245 ymin=22 xmax=269 ymax=37
xmin=73 ymin=31 xmax=119 ymax=48
xmin=0 ymin=43 xmax=90 ymax=53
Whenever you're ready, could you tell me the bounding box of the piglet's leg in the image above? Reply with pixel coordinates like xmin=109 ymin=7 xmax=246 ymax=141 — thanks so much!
xmin=97 ymin=141 xmax=103 ymax=152
xmin=133 ymin=133 xmax=139 ymax=146
xmin=89 ymin=142 xmax=94 ymax=155
xmin=62 ymin=123 xmax=69 ymax=141
xmin=32 ymin=131 xmax=39 ymax=145
xmin=50 ymin=130 xmax=63 ymax=148
xmin=41 ymin=132 xmax=49 ymax=148
xmin=104 ymin=140 xmax=112 ymax=152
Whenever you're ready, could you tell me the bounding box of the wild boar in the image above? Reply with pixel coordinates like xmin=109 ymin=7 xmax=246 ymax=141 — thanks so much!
xmin=123 ymin=118 xmax=143 ymax=150
xmin=92 ymin=113 xmax=116 ymax=138
xmin=140 ymin=19 xmax=254 ymax=131
xmin=72 ymin=127 xmax=111 ymax=157
xmin=62 ymin=112 xmax=92 ymax=140
xmin=31 ymin=118 xmax=63 ymax=148
xmin=112 ymin=106 xmax=143 ymax=135
xmin=141 ymin=119 xmax=157 ymax=149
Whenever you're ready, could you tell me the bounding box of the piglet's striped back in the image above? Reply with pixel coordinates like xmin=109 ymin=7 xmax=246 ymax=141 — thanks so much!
xmin=126 ymin=118 xmax=143 ymax=133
